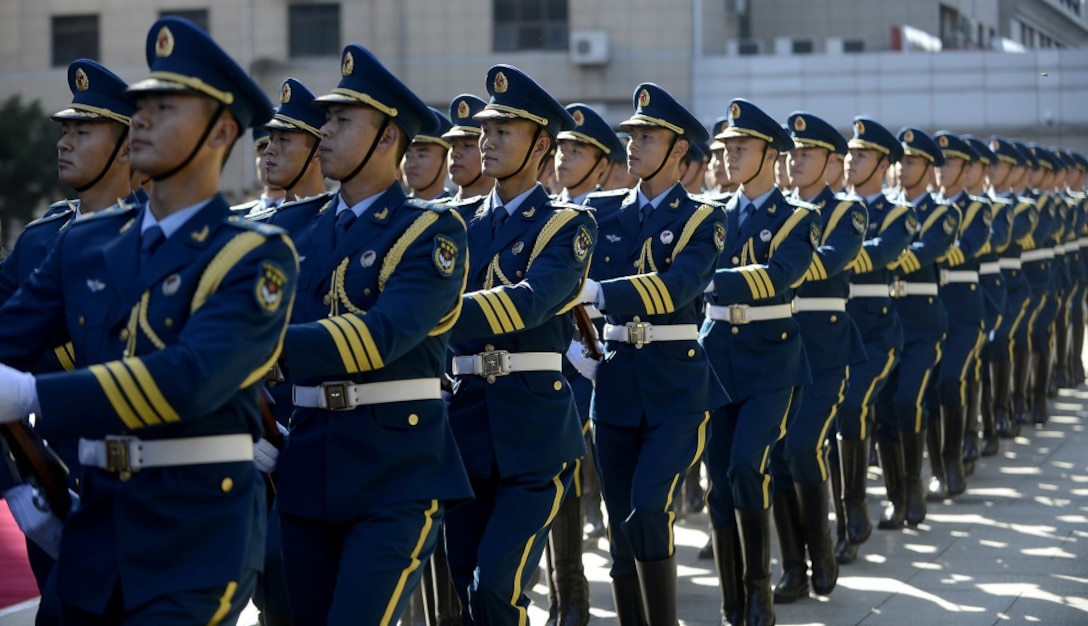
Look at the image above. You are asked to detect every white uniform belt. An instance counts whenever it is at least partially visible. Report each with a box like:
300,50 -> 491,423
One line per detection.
293,378 -> 441,410
1080,237 -> 1088,249
78,434 -> 253,475
849,283 -> 891,298
890,280 -> 939,297
583,305 -> 603,320
1022,248 -> 1055,262
451,352 -> 561,377
998,258 -> 1022,270
941,270 -> 979,284
978,262 -> 1001,275
602,322 -> 698,345
792,297 -> 847,313
706,303 -> 793,324
1054,243 -> 1068,255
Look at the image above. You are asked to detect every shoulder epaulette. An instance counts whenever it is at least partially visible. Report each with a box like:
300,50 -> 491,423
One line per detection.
225,214 -> 286,237
551,200 -> 592,212
1016,195 -> 1037,206
990,195 -> 1013,206
586,188 -> 630,199
442,195 -> 485,209
24,207 -> 76,230
277,192 -> 331,212
834,191 -> 863,202
784,196 -> 820,212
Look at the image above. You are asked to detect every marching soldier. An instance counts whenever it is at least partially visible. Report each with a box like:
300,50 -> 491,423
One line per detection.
835,118 -> 913,555
702,99 -> 820,626
232,128 -> 286,215
1051,151 -> 1080,393
271,44 -> 472,625
403,107 -> 453,200
0,16 -> 295,623
575,83 -> 728,624
1064,151 -> 1088,386
443,94 -> 495,200
441,65 -> 595,624
769,111 -> 867,603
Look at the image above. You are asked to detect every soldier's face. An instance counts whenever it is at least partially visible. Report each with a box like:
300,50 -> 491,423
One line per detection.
709,148 -> 727,185
318,104 -> 385,180
788,147 -> 830,190
401,143 -> 447,192
845,149 -> 880,187
935,158 -> 965,190
989,161 -> 1011,189
555,140 -> 603,191
963,161 -> 985,190
263,130 -> 315,189
447,136 -> 482,186
56,120 -> 126,190
723,137 -> 769,184
626,127 -> 678,180
899,155 -> 933,190
130,93 -> 227,177
479,118 -> 541,179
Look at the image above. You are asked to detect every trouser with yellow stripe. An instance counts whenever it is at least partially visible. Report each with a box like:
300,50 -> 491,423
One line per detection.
936,322 -> 985,406
706,387 -> 794,524
877,332 -> 944,441
58,575 -> 256,626
592,411 -> 708,578
279,500 -> 444,626
772,367 -> 848,490
444,462 -> 574,625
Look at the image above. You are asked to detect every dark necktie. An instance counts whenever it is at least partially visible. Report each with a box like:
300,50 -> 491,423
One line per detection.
492,208 -> 509,237
334,209 -> 357,246
140,225 -> 164,267
738,203 -> 756,228
639,202 -> 653,224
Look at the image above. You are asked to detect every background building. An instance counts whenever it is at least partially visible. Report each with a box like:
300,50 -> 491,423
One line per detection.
1,0 -> 1085,210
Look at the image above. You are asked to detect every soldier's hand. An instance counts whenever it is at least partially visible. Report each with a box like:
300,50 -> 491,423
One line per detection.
0,363 -> 37,424
579,279 -> 601,306
565,339 -> 602,383
253,423 -> 288,474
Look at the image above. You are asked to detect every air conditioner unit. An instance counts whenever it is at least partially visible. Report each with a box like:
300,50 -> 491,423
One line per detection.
570,30 -> 610,65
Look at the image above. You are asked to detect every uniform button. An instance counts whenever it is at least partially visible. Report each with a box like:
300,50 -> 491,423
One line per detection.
604,256 -> 610,263
731,257 -> 740,264
665,257 -> 672,264
633,262 -> 639,268
829,315 -> 838,323
882,307 -> 888,315
164,318 -> 174,328
485,344 -> 495,351
996,280 -> 1002,286
79,316 -> 85,326
928,297 -> 934,304
553,380 -> 563,391
781,332 -> 788,340
632,316 -> 640,323
119,328 -> 129,340
408,414 -> 419,426
364,288 -> 371,295
323,294 -> 332,306
486,375 -> 496,384
687,348 -> 695,357
970,284 -> 976,291
221,478 -> 233,493
516,271 -> 523,278
731,327 -> 739,335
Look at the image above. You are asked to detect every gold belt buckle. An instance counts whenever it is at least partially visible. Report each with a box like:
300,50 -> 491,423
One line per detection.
104,437 -> 135,481
479,350 -> 510,382
322,381 -> 352,411
728,304 -> 750,325
625,322 -> 652,348
890,278 -> 907,299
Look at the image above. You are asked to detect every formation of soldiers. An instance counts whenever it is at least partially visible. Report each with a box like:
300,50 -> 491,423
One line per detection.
0,14 -> 1083,626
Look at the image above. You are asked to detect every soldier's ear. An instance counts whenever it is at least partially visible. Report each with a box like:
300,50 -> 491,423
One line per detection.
673,138 -> 690,160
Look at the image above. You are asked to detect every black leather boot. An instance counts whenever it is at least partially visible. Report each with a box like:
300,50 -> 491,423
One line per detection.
429,540 -> 461,626
771,492 -> 809,603
941,404 -> 967,497
926,419 -> 948,501
736,509 -> 775,626
683,462 -> 705,515
829,452 -> 851,564
838,438 -> 871,546
876,441 -> 906,530
712,525 -> 745,626
795,481 -> 837,596
1011,350 -> 1031,432
581,433 -> 606,545
611,576 -> 647,626
901,430 -> 927,525
992,358 -> 1014,441
963,379 -> 981,475
981,364 -> 1001,457
1053,320 -> 1069,392
635,556 -> 678,626
549,492 -> 589,626
1072,317 -> 1086,384
1032,349 -> 1051,425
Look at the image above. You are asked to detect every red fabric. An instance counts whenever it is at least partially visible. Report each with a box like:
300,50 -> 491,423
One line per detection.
0,501 -> 38,608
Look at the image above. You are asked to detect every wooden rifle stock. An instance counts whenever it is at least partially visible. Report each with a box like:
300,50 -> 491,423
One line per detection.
258,388 -> 285,450
0,422 -> 72,519
572,305 -> 603,361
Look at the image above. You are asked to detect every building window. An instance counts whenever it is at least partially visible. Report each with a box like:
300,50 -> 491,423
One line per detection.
791,39 -> 814,54
493,0 -> 568,51
289,3 -> 340,58
843,38 -> 865,53
51,15 -> 99,68
159,9 -> 210,32
737,40 -> 761,56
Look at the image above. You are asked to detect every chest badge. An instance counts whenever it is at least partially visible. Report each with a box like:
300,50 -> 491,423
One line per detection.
360,250 -> 377,268
512,241 -> 525,255
86,279 -> 106,293
162,274 -> 181,296
606,234 -> 622,243
759,229 -> 772,242
660,230 -> 674,245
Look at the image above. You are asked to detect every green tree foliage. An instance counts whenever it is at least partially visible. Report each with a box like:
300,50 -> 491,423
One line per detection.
0,96 -> 66,250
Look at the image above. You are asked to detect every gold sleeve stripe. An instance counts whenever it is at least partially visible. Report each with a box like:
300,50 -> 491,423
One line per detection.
493,290 -> 525,331
752,267 -> 776,298
469,292 -> 506,334
853,249 -> 873,273
635,275 -> 667,314
190,231 -> 269,312
672,203 -> 717,258
317,318 -> 361,372
343,314 -> 385,370
123,358 -> 180,423
88,363 -> 144,430
104,361 -> 162,426
769,208 -> 809,255
738,268 -> 763,300
629,275 -> 658,315
645,274 -> 675,313
329,315 -> 374,371
481,291 -> 518,333
54,343 -> 75,372
809,256 -> 828,281
900,251 -> 920,273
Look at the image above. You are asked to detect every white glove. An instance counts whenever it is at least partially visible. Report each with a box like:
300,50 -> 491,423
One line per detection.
4,484 -> 70,559
579,279 -> 601,306
0,364 -> 38,424
253,423 -> 288,474
565,339 -> 602,383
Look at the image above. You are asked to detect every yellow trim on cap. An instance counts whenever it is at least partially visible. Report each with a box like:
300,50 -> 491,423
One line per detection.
847,138 -> 890,155
621,113 -> 683,136
793,137 -> 836,152
995,154 -> 1019,165
478,103 -> 548,128
327,88 -> 399,117
715,126 -> 773,145
270,113 -> 321,137
441,125 -> 481,139
54,104 -> 131,126
144,71 -> 234,105
413,134 -> 452,150
904,146 -> 936,162
556,130 -> 611,155
941,149 -> 972,162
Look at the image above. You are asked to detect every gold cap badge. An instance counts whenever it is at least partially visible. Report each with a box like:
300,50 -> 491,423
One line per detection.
341,51 -> 354,77
730,102 -> 741,120
937,135 -> 949,148
457,100 -> 470,119
572,109 -> 585,126
494,71 -> 508,94
74,68 -> 90,92
280,82 -> 291,104
155,26 -> 175,58
637,89 -> 650,108
854,120 -> 865,136
903,129 -> 914,143
793,116 -> 806,132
